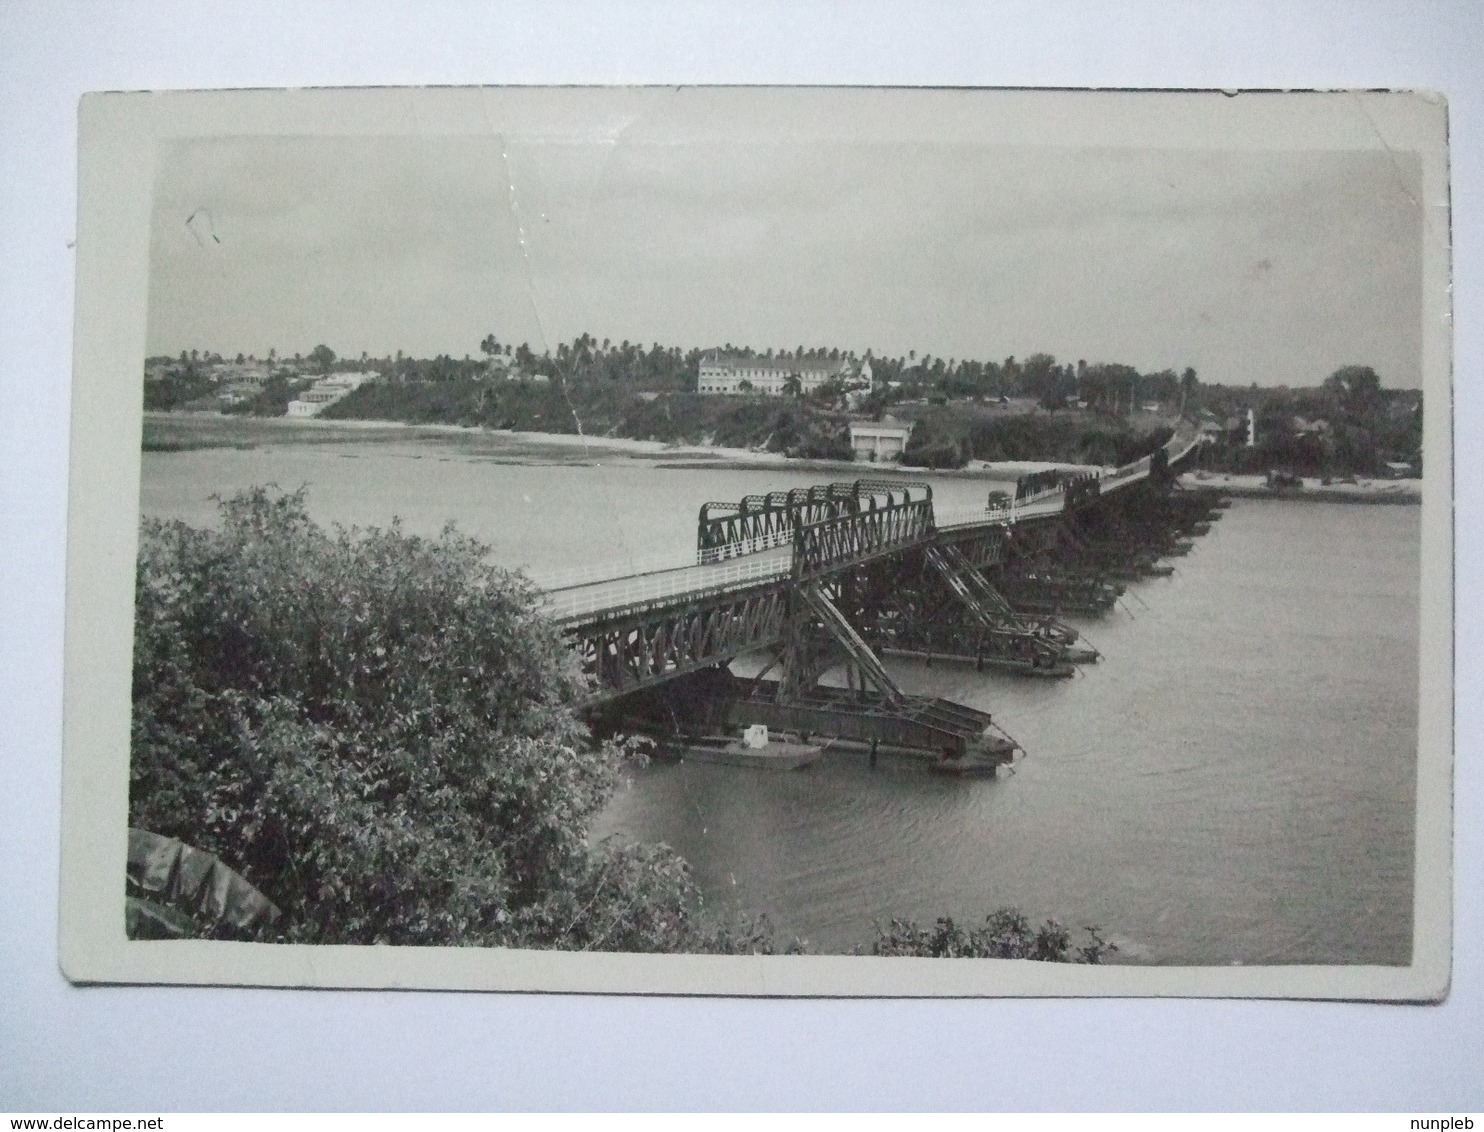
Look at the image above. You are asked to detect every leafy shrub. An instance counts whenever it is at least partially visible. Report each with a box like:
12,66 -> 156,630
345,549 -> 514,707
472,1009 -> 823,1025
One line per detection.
129,487 -> 739,950
222,374 -> 315,417
142,365 -> 216,411
901,416 -> 967,468
868,912 -> 1113,963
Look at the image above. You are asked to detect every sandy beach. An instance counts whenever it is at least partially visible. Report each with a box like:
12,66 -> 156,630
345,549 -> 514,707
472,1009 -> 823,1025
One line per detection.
143,413 -> 1042,481
1181,470 -> 1421,503
144,414 -> 1422,500
145,411 -> 787,463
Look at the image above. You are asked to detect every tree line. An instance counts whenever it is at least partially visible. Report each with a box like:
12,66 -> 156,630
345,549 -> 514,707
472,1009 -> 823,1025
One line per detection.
149,335 -> 1206,408
1194,366 -> 1422,477
146,337 -> 1420,476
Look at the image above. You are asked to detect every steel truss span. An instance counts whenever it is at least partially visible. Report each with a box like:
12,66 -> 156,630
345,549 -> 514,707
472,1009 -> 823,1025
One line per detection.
557,425 -> 1213,760
697,478 -> 932,564
571,584 -> 788,704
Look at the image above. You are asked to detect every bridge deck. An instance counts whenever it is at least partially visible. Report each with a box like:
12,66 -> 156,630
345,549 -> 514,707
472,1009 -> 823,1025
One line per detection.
535,427 -> 1200,625
539,547 -> 792,624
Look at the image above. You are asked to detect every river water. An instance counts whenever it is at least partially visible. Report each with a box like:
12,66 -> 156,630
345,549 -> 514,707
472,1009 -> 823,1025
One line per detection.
140,434 -> 1419,964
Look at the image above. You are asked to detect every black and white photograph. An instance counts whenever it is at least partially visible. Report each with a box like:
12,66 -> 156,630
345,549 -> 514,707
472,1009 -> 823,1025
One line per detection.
58,86 -> 1451,997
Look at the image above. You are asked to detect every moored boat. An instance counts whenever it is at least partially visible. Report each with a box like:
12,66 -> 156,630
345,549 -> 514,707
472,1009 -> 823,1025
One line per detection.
674,730 -> 825,770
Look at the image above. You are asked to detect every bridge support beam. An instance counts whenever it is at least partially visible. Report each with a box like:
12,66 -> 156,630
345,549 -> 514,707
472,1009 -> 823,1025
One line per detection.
982,477 -> 1227,617
567,584 -> 788,705
843,542 -> 1091,676
789,582 -> 904,703
595,574 -> 1021,770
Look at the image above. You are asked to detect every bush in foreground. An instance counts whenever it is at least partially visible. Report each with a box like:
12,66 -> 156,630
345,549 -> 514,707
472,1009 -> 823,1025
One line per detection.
131,488 -> 1107,961
130,487 -> 731,950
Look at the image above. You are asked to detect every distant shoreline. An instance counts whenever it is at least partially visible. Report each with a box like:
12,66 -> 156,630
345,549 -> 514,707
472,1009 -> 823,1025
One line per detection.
141,412 -> 1079,482
142,413 -> 1422,501
1180,472 -> 1421,504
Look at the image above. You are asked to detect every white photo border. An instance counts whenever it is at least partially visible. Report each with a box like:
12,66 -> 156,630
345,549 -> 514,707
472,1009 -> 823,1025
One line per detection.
59,85 -> 1454,1000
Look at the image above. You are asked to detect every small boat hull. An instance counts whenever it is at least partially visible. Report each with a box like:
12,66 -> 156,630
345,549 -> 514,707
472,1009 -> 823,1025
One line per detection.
675,735 -> 825,770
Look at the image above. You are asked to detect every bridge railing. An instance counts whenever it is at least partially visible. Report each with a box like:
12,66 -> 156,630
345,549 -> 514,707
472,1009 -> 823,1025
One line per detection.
698,529 -> 794,564
793,497 -> 936,579
1094,421 -> 1201,492
529,549 -> 703,592
935,500 -> 1039,530
697,496 -> 808,563
936,504 -> 1007,530
540,551 -> 794,623
1103,454 -> 1152,489
540,425 -> 1206,609
1164,426 -> 1201,466
697,479 -> 933,563
984,501 -> 1015,523
1016,483 -> 1068,507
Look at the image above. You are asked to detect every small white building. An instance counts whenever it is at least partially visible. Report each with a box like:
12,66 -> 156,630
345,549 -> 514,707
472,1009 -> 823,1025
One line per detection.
849,418 -> 914,462
286,390 -> 337,417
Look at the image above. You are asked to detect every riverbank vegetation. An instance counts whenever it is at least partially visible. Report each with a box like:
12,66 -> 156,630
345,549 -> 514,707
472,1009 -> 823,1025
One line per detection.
1195,365 -> 1422,478
869,912 -> 1112,962
129,487 -> 1106,960
144,338 -> 1421,477
900,409 -> 1172,470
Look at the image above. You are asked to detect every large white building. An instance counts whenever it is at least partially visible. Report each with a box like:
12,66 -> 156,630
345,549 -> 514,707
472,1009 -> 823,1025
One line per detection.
697,352 -> 859,397
286,371 -> 377,418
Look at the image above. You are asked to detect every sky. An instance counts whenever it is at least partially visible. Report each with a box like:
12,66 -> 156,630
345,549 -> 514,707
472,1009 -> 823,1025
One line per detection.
146,112 -> 1425,388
